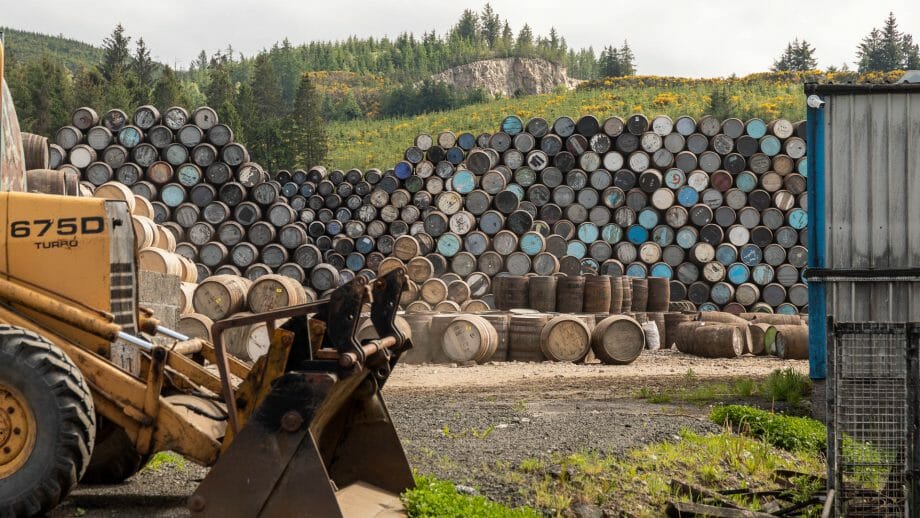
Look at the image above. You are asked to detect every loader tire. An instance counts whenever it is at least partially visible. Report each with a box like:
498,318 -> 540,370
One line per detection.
0,326 -> 96,518
81,417 -> 149,484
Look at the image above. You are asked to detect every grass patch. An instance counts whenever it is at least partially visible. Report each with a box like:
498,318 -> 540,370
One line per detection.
403,474 -> 539,518
761,368 -> 812,406
143,451 -> 188,473
710,405 -> 825,453
504,429 -> 824,517
635,368 -> 811,407
712,405 -> 893,492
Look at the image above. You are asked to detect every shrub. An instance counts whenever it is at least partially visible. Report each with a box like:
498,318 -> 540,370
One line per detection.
710,405 -> 826,453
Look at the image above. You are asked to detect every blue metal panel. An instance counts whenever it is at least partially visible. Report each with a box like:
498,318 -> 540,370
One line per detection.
807,101 -> 827,380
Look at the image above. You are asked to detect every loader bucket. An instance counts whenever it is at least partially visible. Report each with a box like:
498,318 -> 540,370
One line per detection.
188,270 -> 414,518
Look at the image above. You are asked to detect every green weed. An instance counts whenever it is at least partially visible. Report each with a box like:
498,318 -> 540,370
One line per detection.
710,405 -> 825,453
761,368 -> 812,406
144,451 -> 188,473
402,474 -> 539,518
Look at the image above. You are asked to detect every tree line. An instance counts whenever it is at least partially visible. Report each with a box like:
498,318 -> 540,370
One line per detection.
6,3 -> 630,169
771,12 -> 919,72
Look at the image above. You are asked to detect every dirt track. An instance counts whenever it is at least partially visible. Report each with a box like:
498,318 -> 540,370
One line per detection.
51,352 -> 807,517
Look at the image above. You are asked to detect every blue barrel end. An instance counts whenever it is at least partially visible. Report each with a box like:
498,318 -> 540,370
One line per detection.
626,263 -> 648,278
577,222 -> 600,243
394,161 -> 414,179
566,240 -> 587,259
501,115 -> 524,136
745,118 -> 767,139
650,263 -> 673,278
626,224 -> 649,245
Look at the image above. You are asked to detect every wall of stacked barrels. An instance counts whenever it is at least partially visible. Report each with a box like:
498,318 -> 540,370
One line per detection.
46,105 -> 808,315
391,113 -> 808,314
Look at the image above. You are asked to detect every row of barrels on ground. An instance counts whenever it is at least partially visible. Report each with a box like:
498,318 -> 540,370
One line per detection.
490,274 -> 670,313
399,308 -> 808,364
386,113 -> 808,312
669,311 -> 808,358
400,311 -> 646,365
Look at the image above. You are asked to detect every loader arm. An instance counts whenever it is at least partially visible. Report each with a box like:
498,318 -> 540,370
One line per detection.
189,268 -> 414,518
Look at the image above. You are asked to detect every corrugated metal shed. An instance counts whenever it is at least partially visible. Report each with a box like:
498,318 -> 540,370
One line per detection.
805,83 -> 920,379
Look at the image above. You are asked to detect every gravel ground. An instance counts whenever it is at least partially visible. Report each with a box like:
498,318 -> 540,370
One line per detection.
51,352 -> 807,517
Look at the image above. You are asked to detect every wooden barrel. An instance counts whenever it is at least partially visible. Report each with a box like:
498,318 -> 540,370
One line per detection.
663,312 -> 694,349
528,276 -> 557,312
698,312 -> 749,325
131,216 -> 157,250
540,315 -> 591,362
155,225 -> 177,252
310,264 -> 340,292
591,315 -> 644,364
248,274 -> 308,313
508,313 -> 552,362
608,276 -> 624,313
555,276 -> 585,313
446,280 -> 471,304
22,133 -> 50,170
222,313 -> 275,363
496,275 -> 529,310
405,301 -> 432,313
400,312 -> 434,364
630,277 -> 648,312
137,248 -> 184,277
645,277 -> 670,312
93,182 -> 137,213
178,313 -> 214,342
192,275 -> 252,321
55,125 -> 83,150
675,322 -> 743,358
442,315 -> 498,364
774,325 -> 808,359
25,169 -> 67,195
420,278 -> 448,305
132,195 -> 154,218
461,299 -> 490,313
177,282 -> 196,315
748,322 -> 774,356
406,256 -> 434,284
480,312 -> 511,361
583,275 -> 612,313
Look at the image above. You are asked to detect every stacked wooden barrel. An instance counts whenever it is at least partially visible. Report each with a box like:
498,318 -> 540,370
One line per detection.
391,114 -> 807,314
51,107 -> 808,314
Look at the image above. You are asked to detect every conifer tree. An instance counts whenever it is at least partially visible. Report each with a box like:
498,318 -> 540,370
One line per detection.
152,66 -> 183,109
100,24 -> 131,81
285,74 -> 328,168
131,38 -> 155,105
771,39 -> 817,72
857,12 -> 920,71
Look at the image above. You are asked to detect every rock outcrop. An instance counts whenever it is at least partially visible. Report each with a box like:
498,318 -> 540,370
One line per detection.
431,57 -> 581,97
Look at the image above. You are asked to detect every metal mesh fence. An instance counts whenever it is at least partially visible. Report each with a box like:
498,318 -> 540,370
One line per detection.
830,322 -> 918,517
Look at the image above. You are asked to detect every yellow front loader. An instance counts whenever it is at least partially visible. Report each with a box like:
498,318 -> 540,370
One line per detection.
0,36 -> 414,517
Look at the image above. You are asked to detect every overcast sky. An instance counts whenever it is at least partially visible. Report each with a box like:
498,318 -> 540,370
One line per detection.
5,0 -> 919,76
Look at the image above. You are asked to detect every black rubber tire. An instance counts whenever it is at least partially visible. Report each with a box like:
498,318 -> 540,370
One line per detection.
0,326 -> 96,518
80,416 -> 148,484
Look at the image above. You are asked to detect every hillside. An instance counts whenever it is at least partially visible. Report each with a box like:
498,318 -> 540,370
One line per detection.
325,70 -> 907,171
324,74 -> 805,170
1,27 -> 103,71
